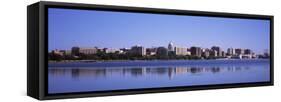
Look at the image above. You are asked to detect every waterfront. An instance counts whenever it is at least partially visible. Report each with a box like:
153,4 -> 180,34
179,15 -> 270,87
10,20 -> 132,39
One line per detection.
48,59 -> 270,94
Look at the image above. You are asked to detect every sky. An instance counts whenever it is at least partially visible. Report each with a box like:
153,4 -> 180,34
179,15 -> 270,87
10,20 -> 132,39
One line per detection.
48,8 -> 270,54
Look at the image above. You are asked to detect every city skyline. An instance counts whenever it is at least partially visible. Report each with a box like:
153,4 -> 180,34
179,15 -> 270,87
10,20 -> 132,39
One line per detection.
48,8 -> 270,54
49,43 -> 269,60
48,42 -> 267,55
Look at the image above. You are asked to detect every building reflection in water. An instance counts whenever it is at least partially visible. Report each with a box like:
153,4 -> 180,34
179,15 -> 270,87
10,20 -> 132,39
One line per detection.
49,66 -> 251,80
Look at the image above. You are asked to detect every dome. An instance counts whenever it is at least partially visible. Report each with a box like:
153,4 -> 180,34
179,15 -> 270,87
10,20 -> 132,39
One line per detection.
168,42 -> 174,51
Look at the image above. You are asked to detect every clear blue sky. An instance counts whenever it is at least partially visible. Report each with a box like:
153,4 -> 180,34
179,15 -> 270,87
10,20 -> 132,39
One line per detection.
48,8 -> 270,54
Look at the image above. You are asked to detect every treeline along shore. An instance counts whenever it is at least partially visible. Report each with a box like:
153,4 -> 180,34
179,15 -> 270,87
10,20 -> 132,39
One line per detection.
49,51 -> 207,62
49,50 -> 269,63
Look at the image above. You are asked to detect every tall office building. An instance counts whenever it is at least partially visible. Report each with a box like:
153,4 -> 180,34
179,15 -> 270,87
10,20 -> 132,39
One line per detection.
227,48 -> 235,55
202,48 -> 210,58
222,51 -> 226,57
244,49 -> 252,55
210,50 -> 217,57
235,48 -> 244,55
190,46 -> 201,57
211,46 -> 222,57
130,45 -> 146,56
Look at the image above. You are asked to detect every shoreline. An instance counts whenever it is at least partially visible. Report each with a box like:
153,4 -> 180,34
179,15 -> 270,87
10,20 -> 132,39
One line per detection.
48,58 -> 269,64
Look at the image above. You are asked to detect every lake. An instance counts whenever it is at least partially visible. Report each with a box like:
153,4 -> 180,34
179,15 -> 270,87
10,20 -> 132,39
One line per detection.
48,59 -> 270,94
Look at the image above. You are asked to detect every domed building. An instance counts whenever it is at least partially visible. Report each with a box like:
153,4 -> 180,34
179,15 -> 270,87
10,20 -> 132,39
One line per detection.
168,42 -> 174,52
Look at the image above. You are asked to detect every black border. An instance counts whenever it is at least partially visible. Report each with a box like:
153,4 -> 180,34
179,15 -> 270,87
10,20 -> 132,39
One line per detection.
39,1 -> 274,100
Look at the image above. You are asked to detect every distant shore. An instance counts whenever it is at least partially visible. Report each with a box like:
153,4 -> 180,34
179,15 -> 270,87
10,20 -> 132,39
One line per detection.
48,58 -> 269,64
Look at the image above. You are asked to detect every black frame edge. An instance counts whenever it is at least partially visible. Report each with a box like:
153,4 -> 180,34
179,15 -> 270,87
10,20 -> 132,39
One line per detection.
270,16 -> 274,86
27,2 -> 40,100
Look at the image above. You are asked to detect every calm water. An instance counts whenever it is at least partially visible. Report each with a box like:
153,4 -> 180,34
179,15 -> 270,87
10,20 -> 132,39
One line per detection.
48,59 -> 270,94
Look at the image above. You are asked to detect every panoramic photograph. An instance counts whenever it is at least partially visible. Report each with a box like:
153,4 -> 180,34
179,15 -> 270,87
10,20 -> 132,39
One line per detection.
48,8 -> 270,94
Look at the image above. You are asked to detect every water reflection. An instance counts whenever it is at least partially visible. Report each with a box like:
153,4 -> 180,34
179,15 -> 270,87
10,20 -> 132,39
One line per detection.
49,66 -> 250,80
48,60 -> 270,93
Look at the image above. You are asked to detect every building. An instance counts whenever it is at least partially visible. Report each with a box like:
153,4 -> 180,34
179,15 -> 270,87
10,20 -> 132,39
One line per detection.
104,48 -> 122,53
190,46 -> 201,57
211,46 -> 222,57
120,48 -> 130,54
263,49 -> 270,58
130,45 -> 146,56
221,51 -> 226,57
241,49 -> 253,59
51,49 -> 64,56
202,48 -> 210,58
71,47 -> 98,55
244,49 -> 252,55
235,48 -> 244,55
53,50 -> 71,56
168,42 -> 174,52
227,48 -> 235,56
71,47 -> 80,56
79,47 -> 98,55
209,50 -> 217,57
146,48 -> 157,56
51,49 -> 72,56
174,47 -> 189,56
156,47 -> 168,56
